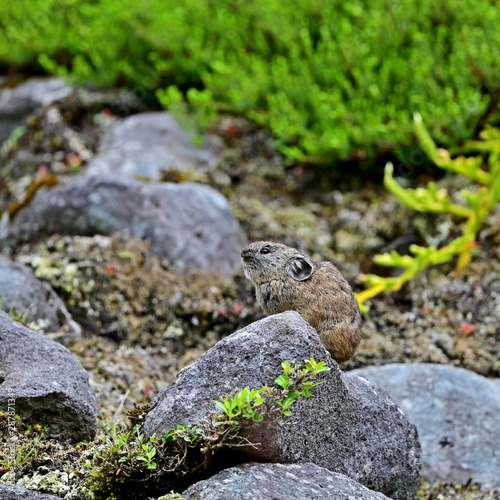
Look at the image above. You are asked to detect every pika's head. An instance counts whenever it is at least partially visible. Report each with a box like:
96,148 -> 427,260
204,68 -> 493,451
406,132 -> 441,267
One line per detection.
240,241 -> 316,285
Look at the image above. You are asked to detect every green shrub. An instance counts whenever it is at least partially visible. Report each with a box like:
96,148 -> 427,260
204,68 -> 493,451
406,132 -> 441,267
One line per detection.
1,0 -> 499,166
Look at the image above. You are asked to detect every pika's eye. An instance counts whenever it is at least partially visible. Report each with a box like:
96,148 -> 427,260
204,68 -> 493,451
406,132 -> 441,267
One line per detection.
260,246 -> 271,254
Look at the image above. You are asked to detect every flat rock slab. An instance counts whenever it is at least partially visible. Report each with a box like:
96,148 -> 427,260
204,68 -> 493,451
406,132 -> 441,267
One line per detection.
0,77 -> 73,143
183,462 -> 390,499
0,485 -> 61,500
6,175 -> 246,275
349,363 -> 500,491
82,112 -> 223,179
144,312 -> 421,500
0,254 -> 79,336
0,311 -> 97,442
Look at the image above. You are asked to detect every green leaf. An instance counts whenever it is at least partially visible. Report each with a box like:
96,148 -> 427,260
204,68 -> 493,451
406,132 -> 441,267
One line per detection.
275,374 -> 289,389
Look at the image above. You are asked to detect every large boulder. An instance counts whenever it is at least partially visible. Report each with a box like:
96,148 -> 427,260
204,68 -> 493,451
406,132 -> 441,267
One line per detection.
0,254 -> 79,336
6,175 -> 246,275
349,363 -> 500,490
182,462 -> 390,499
82,112 -> 223,180
144,312 -> 421,500
0,311 -> 97,442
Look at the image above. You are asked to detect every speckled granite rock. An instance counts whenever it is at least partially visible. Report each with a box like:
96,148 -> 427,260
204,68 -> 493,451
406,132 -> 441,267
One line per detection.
82,111 -> 223,179
0,311 -> 97,442
6,175 -> 246,275
144,311 -> 421,500
182,462 -> 390,499
0,484 -> 61,500
0,77 -> 73,143
0,254 -> 80,336
349,363 -> 500,491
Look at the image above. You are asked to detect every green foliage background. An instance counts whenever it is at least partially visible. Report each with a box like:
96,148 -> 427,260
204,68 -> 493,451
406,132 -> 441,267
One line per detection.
1,0 -> 499,166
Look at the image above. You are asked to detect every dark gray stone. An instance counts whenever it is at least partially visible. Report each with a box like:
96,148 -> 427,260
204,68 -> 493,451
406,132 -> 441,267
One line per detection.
0,78 -> 73,143
6,175 -> 246,275
0,255 -> 80,336
0,311 -> 97,442
349,363 -> 500,491
0,485 -> 61,499
182,462 -> 390,499
82,112 -> 223,179
144,312 -> 421,500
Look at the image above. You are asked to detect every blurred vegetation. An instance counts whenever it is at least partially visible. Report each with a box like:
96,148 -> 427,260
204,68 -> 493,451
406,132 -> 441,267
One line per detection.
1,0 -> 499,168
355,115 -> 500,311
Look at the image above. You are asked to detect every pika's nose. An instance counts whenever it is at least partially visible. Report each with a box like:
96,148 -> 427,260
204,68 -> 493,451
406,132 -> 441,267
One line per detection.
241,249 -> 253,261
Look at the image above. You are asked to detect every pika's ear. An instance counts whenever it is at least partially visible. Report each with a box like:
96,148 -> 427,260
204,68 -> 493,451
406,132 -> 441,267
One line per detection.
286,256 -> 314,281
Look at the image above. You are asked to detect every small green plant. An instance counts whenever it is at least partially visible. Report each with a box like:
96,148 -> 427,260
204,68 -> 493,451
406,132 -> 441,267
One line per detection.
275,358 -> 330,415
6,428 -> 46,470
7,306 -> 33,324
135,440 -> 158,471
0,412 -> 48,473
355,115 -> 500,311
86,358 -> 330,499
0,297 -> 34,324
213,387 -> 265,425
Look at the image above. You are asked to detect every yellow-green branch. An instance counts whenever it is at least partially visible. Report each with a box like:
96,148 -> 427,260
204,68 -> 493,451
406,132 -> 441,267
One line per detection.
355,115 -> 500,312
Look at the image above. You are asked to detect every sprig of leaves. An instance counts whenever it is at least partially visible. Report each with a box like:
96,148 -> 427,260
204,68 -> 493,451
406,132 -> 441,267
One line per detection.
275,359 -> 330,415
213,387 -> 265,425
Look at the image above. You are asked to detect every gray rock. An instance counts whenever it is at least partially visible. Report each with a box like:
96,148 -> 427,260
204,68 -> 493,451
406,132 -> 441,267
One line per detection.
0,78 -> 73,143
0,311 -> 97,442
349,363 -> 500,491
144,312 -> 421,500
0,484 -> 61,499
82,112 -> 223,179
0,255 -> 80,336
6,175 -> 246,275
182,462 -> 390,499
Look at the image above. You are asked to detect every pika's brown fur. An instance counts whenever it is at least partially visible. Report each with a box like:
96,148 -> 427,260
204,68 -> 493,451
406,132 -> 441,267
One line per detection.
241,241 -> 362,363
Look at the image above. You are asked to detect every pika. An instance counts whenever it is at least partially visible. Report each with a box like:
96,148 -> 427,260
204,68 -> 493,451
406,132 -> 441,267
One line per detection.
241,241 -> 362,363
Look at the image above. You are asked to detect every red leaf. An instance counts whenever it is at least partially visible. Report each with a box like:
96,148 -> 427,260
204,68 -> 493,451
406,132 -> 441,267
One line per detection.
460,321 -> 476,335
